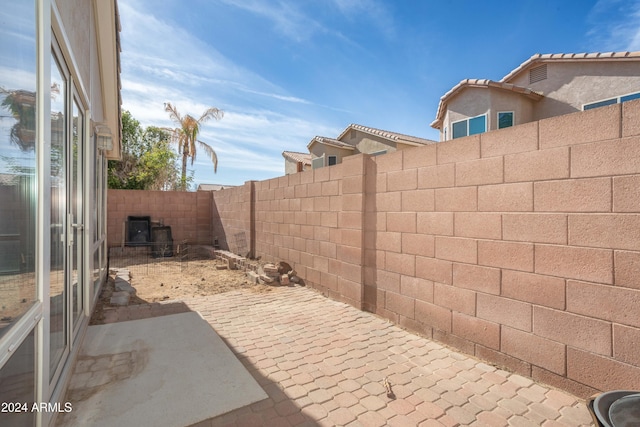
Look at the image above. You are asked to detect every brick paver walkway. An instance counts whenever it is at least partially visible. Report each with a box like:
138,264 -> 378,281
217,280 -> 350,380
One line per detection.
172,286 -> 594,427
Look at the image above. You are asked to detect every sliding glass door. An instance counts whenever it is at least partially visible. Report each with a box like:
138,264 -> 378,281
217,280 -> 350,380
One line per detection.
50,44 -> 87,386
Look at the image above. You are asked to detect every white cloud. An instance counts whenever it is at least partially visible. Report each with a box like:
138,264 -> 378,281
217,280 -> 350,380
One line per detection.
217,0 -> 324,42
118,0 -> 350,185
587,0 -> 640,51
331,0 -> 396,39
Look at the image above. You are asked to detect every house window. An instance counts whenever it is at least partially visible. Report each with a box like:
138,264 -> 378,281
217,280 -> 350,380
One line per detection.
584,91 -> 640,110
327,155 -> 337,166
0,1 -> 38,341
498,112 -> 514,129
452,114 -> 486,139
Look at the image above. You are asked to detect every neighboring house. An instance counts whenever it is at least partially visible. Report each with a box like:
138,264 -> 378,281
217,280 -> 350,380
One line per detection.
0,2 -> 121,426
197,183 -> 236,191
308,124 -> 436,168
282,151 -> 312,174
431,51 -> 640,141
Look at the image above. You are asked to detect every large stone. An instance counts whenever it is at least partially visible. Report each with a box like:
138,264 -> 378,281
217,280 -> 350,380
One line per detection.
246,271 -> 259,283
110,291 -> 130,306
277,262 -> 292,275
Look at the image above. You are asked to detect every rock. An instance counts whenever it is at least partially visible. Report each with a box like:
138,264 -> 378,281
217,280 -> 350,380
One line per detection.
114,277 -> 136,296
110,291 -> 130,306
280,274 -> 290,285
259,274 -> 274,284
277,262 -> 292,275
290,276 -> 300,284
246,271 -> 260,283
263,264 -> 278,274
215,264 -> 228,270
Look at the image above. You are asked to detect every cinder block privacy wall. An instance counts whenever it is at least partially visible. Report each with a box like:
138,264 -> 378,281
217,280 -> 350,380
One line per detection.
108,100 -> 640,397
108,189 -> 214,246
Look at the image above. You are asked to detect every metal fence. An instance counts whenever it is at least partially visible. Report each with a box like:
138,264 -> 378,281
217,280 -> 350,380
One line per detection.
108,240 -> 211,276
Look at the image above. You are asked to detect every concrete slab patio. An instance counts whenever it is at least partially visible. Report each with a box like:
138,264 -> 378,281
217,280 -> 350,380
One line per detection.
57,312 -> 267,427
64,286 -> 594,426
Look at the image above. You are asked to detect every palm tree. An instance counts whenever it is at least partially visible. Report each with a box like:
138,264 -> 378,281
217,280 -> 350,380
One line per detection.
163,102 -> 223,190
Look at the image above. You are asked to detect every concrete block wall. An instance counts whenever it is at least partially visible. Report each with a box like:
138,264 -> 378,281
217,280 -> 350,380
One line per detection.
107,189 -> 213,246
211,182 -> 254,256
106,99 -> 640,396
362,100 -> 640,397
251,156 -> 365,308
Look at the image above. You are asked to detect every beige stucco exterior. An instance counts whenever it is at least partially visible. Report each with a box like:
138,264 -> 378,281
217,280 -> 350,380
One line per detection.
307,125 -> 435,169
55,0 -> 122,159
284,157 -> 311,175
508,61 -> 640,120
432,52 -> 640,141
441,87 -> 536,141
308,142 -> 353,166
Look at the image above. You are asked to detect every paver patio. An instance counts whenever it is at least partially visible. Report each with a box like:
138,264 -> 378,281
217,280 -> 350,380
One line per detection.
75,285 -> 594,426
183,286 -> 592,427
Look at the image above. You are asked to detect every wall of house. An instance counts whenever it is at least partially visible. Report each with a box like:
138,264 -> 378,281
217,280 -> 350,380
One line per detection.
284,158 -> 298,175
203,100 -> 640,397
55,0 -> 92,97
443,87 -> 536,140
107,189 -> 213,247
308,144 -> 352,164
508,61 -> 640,120
350,131 -> 397,154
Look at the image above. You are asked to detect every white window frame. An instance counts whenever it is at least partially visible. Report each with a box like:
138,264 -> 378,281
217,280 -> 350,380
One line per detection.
451,114 -> 486,139
583,91 -> 640,111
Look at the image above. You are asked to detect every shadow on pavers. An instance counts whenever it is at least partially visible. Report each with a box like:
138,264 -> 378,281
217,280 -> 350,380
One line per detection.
188,332 -> 321,427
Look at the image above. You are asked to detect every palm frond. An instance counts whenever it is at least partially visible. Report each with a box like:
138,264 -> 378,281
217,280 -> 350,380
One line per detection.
163,102 -> 182,124
198,107 -> 223,123
197,140 -> 218,173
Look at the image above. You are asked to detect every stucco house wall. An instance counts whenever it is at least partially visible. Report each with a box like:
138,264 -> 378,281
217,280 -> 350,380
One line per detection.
308,143 -> 352,165
508,61 -> 640,120
346,130 -> 397,154
433,52 -> 640,141
284,158 -> 299,175
442,88 -> 536,140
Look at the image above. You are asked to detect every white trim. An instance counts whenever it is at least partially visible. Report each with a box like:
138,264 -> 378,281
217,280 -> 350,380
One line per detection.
582,91 -> 640,110
451,114 -> 487,139
36,2 -> 51,425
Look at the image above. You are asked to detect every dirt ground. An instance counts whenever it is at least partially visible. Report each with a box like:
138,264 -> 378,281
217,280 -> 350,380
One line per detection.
90,257 -> 273,324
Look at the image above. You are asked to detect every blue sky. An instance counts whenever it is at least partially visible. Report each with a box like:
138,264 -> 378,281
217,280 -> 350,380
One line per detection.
119,0 -> 640,188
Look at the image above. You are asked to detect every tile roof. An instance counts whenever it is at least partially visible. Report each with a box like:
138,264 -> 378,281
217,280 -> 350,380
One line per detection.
431,79 -> 544,129
337,124 -> 437,146
307,136 -> 356,151
501,51 -> 640,83
197,183 -> 236,191
282,151 -> 312,165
